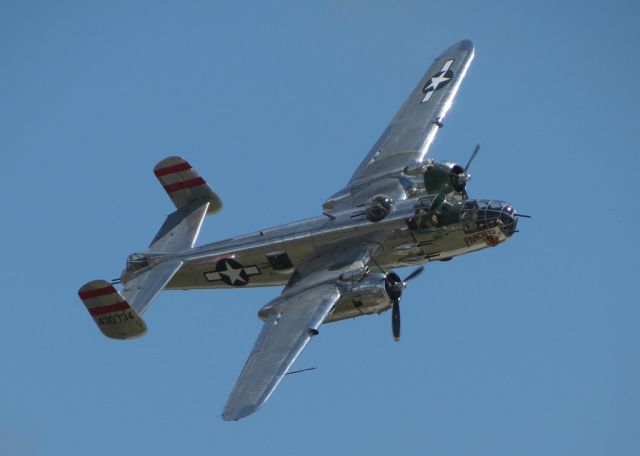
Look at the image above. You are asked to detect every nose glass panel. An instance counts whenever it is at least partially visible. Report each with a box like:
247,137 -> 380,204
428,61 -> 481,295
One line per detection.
460,200 -> 517,236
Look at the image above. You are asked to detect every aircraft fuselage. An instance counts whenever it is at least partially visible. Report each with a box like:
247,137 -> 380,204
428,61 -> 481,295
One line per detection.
158,194 -> 516,291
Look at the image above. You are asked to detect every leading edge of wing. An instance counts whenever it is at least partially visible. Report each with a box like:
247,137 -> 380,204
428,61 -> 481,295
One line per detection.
221,284 -> 340,421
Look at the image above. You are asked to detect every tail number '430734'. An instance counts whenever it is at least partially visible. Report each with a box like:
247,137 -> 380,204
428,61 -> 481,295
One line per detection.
98,311 -> 137,326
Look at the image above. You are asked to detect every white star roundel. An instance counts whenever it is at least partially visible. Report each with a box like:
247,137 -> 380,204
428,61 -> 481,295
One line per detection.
421,59 -> 455,103
204,258 -> 260,286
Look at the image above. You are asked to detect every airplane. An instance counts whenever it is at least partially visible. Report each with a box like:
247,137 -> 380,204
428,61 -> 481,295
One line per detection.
78,39 -> 522,421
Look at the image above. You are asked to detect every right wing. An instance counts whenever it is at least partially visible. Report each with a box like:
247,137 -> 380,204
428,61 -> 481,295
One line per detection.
221,243 -> 380,421
325,40 -> 475,211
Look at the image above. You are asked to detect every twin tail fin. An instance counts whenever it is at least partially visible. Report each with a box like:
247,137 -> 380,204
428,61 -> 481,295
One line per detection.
79,156 -> 220,340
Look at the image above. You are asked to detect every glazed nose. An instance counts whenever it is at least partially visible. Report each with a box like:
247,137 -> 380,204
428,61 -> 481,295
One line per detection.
498,204 -> 517,237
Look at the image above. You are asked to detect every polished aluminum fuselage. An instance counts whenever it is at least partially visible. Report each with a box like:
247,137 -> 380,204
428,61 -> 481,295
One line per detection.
164,195 -> 508,291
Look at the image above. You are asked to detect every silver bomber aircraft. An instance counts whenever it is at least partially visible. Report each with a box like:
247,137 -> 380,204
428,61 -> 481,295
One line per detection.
78,40 -> 521,421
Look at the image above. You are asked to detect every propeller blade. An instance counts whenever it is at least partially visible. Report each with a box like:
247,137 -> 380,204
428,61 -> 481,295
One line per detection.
403,266 -> 424,283
464,143 -> 480,172
392,300 -> 401,342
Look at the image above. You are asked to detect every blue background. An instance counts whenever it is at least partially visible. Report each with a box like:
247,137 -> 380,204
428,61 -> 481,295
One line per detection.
2,1 -> 638,454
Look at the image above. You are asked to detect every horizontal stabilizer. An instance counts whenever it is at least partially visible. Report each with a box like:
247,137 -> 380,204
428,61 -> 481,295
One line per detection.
121,258 -> 183,315
78,280 -> 147,340
148,201 -> 209,253
154,156 -> 222,215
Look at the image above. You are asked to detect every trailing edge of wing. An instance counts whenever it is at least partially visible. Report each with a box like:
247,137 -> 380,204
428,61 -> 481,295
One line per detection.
221,284 -> 340,421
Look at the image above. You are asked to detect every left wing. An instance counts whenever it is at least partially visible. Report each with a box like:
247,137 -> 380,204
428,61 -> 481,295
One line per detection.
221,283 -> 339,421
221,243 -> 379,421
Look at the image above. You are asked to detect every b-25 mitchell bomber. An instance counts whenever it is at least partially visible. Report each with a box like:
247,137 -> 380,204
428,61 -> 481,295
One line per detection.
78,40 -> 522,421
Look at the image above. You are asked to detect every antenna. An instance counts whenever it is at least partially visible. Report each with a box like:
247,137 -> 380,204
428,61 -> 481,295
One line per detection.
285,367 -> 317,376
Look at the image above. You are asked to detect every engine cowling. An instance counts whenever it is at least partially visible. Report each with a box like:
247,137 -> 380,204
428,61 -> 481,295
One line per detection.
323,272 -> 402,323
257,271 -> 407,324
423,160 -> 467,195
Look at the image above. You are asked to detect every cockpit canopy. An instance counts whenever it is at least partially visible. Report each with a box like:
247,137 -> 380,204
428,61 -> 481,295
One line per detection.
460,200 -> 517,236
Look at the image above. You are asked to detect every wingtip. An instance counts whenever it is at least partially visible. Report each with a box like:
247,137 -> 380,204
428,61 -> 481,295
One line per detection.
442,39 -> 475,56
221,404 -> 260,422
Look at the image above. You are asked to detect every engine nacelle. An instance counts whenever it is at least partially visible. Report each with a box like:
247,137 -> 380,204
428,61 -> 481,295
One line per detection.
258,271 -> 405,324
324,272 -> 400,323
423,160 -> 467,195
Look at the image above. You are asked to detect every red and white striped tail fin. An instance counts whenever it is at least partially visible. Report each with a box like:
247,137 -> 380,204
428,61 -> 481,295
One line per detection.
154,156 -> 222,215
78,280 -> 147,340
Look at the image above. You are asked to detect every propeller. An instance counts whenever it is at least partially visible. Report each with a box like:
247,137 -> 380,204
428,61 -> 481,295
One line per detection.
386,266 -> 424,342
453,143 -> 480,198
464,143 -> 480,173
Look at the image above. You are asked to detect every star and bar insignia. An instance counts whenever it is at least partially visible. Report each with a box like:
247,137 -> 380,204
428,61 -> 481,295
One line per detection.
204,258 -> 260,286
421,59 -> 455,103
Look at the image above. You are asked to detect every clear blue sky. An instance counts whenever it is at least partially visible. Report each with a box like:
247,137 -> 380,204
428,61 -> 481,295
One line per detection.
2,1 -> 639,455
